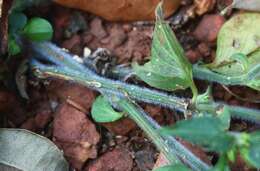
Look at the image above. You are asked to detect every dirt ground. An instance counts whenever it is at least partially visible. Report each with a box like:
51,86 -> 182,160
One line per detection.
1,0 -> 260,170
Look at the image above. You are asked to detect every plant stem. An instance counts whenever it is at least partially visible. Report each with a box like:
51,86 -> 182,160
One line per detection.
30,42 -> 211,170
109,64 -> 260,87
115,98 -> 179,164
32,61 -> 211,171
29,42 -> 260,123
114,97 -> 211,171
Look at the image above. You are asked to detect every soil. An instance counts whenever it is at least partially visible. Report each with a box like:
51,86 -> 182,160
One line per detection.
0,0 -> 260,171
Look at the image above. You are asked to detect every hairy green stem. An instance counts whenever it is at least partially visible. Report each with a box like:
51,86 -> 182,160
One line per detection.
196,103 -> 260,122
116,98 -> 179,164
110,64 -> 260,87
32,63 -> 210,170
29,42 -> 260,123
114,98 -> 211,171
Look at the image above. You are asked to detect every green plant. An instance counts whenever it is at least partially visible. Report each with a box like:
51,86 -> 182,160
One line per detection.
8,0 -> 53,55
17,2 -> 260,171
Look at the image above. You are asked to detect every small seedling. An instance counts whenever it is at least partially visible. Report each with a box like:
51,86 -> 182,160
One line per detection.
7,1 -> 53,55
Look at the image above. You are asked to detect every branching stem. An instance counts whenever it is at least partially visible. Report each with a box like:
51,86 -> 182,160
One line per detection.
29,42 -> 260,123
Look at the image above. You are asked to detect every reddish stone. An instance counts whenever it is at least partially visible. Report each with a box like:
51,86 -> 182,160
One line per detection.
102,118 -> 136,136
53,103 -> 100,170
106,25 -> 127,48
34,108 -> 52,129
86,148 -> 133,171
194,0 -> 216,15
153,153 -> 169,170
61,34 -> 82,54
0,90 -> 26,126
144,105 -> 165,124
90,18 -> 108,39
197,43 -> 211,57
20,118 -> 37,132
47,80 -> 96,113
52,6 -> 71,40
185,49 -> 201,63
178,139 -> 211,164
193,15 -> 225,42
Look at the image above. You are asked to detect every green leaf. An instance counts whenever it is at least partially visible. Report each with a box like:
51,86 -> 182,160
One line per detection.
23,17 -> 53,41
8,12 -> 27,33
133,62 -> 189,91
159,116 -> 235,152
209,13 -> 260,76
133,2 -> 197,97
0,128 -> 69,171
91,95 -> 124,123
241,131 -> 260,168
154,164 -> 191,171
8,36 -> 21,56
196,86 -> 213,105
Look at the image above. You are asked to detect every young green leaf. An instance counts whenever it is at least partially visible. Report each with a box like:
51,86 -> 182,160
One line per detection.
91,95 -> 124,123
0,129 -> 69,171
23,17 -> 53,41
8,12 -> 27,33
241,132 -> 260,168
159,116 -> 235,152
8,36 -> 21,56
133,2 -> 197,100
209,13 -> 260,76
196,86 -> 213,105
154,164 -> 191,171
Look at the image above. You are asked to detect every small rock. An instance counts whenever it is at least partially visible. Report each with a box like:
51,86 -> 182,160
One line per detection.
144,105 -> 165,124
102,118 -> 136,136
122,24 -> 133,33
185,49 -> 201,63
34,103 -> 52,129
135,150 -> 155,170
115,28 -> 152,63
197,42 -> 211,58
21,101 -> 53,132
20,118 -> 37,131
107,25 -> 127,48
82,32 -> 94,45
193,15 -> 225,42
47,80 -> 96,113
179,138 -> 211,164
153,153 -> 169,170
0,90 -> 26,126
194,0 -> 216,15
61,34 -> 82,55
90,18 -> 108,39
53,103 -> 100,170
86,148 -> 133,171
52,6 -> 71,40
